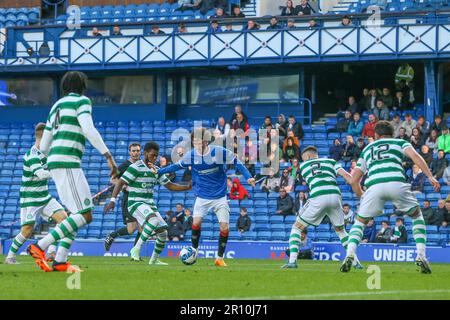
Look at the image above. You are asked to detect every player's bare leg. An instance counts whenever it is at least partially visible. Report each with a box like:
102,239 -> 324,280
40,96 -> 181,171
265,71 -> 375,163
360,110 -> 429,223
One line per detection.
215,220 -> 229,267
5,224 -> 34,265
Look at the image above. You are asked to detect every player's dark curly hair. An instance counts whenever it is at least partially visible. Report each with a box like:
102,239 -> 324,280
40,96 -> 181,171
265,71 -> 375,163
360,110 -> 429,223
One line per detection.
61,71 -> 88,96
375,120 -> 394,137
144,141 -> 160,152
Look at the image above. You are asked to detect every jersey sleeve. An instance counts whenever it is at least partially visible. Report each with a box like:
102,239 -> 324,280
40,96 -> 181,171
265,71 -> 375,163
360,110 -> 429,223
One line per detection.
334,161 -> 343,174
401,140 -> 413,152
356,157 -> 367,174
76,97 -> 92,118
28,154 -> 46,177
157,174 -> 171,186
121,165 -> 138,184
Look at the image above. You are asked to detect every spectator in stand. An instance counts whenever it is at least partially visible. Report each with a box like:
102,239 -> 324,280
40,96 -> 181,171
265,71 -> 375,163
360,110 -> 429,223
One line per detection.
229,178 -> 250,201
168,216 -> 184,241
354,138 -> 365,158
236,208 -> 251,233
209,20 -> 222,33
177,22 -> 188,33
151,25 -> 166,35
396,127 -> 409,141
260,116 -> 272,130
390,114 -> 402,138
294,191 -> 308,215
276,187 -> 294,217
177,0 -> 202,12
429,199 -> 447,226
359,88 -> 371,111
267,16 -> 283,30
289,158 -> 302,185
111,25 -> 123,36
159,155 -> 176,181
224,23 -> 233,32
438,126 -> 450,154
283,137 -> 301,162
276,114 -> 288,143
245,19 -> 260,30
421,200 -> 434,225
402,113 -> 416,137
341,15 -> 352,26
91,27 -> 102,37
210,7 -> 228,19
361,218 -> 377,243
214,116 -> 230,143
380,87 -> 394,109
231,5 -> 245,18
408,164 -> 425,194
367,88 -> 378,112
341,135 -> 357,162
296,0 -> 313,15
346,96 -> 360,114
230,113 -> 250,137
431,115 -> 444,135
308,19 -> 318,28
182,208 -> 193,233
349,159 -> 358,175
410,127 -> 423,150
329,138 -> 343,161
416,115 -> 430,138
281,0 -> 297,16
173,203 -> 186,223
287,18 -> 297,29
373,99 -> 390,121
375,220 -> 393,243
230,104 -> 248,125
347,112 -> 363,138
164,210 -> 175,224
419,144 -> 433,167
283,131 -> 300,151
367,136 -> 375,144
395,62 -> 414,90
443,163 -> 450,185
279,168 -> 295,193
393,90 -> 410,111
425,129 -> 439,154
287,115 -> 304,140
431,150 -> 448,179
261,168 -> 281,193
362,114 -> 378,138
390,218 -> 407,244
335,110 -> 352,133
342,203 -> 355,225
444,200 -> 450,227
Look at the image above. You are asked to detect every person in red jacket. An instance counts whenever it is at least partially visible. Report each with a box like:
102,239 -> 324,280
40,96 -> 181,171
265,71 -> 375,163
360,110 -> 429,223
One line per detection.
362,114 -> 378,138
229,178 -> 250,200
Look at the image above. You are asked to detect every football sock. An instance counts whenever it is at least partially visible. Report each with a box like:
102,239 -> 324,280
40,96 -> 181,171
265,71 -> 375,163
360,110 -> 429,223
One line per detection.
38,214 -> 87,250
336,228 -> 350,249
412,212 -> 426,257
347,219 -> 366,257
150,231 -> 168,261
135,218 -> 159,250
55,233 -> 76,263
7,232 -> 27,258
110,227 -> 129,238
134,231 -> 141,246
191,224 -> 201,249
288,225 -> 302,263
47,242 -> 58,256
217,230 -> 229,258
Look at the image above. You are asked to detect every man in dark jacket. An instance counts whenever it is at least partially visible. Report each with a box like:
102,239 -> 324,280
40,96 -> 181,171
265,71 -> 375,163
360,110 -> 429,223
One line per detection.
287,115 -> 304,140
266,16 -> 282,30
236,208 -> 251,233
375,221 -> 393,243
182,208 -> 193,234
335,110 -> 352,133
421,200 -> 435,225
428,199 -> 447,226
276,188 -> 294,217
361,218 -> 377,243
419,145 -> 433,167
168,216 -> 184,241
431,150 -> 448,179
391,218 -> 408,244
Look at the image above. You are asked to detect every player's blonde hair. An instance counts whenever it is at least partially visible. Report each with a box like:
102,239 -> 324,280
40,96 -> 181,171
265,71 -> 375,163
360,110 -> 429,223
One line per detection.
35,122 -> 46,139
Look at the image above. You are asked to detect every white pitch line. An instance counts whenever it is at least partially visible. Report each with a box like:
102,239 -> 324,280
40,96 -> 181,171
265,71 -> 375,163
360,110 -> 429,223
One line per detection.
217,289 -> 450,300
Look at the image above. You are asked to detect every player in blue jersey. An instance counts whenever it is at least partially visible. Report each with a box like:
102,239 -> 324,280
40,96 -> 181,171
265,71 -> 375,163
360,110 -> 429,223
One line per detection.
158,128 -> 256,267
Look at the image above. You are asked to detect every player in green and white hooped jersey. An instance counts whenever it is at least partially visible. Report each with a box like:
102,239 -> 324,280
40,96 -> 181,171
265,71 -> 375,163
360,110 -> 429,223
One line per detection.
282,146 -> 362,269
104,141 -> 192,265
27,71 -> 118,273
341,121 -> 440,274
4,123 -> 69,265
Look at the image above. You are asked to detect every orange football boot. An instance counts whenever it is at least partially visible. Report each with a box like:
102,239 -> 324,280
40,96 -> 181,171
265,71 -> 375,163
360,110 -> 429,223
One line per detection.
214,257 -> 227,267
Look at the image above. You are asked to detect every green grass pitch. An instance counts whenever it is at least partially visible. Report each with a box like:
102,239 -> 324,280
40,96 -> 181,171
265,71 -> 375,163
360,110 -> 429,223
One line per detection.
1,255 -> 450,300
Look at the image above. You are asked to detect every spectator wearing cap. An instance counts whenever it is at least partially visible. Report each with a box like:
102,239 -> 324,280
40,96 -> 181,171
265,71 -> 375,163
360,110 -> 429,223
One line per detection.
402,113 -> 416,137
373,99 -> 390,121
150,25 -> 165,35
231,6 -> 245,18
438,126 -> 450,154
431,149 -> 448,179
431,115 -> 444,135
276,187 -> 295,217
362,114 -> 378,138
347,112 -> 363,138
209,20 -> 222,33
267,16 -> 283,30
281,0 -> 297,16
296,0 -> 313,15
286,18 -> 296,29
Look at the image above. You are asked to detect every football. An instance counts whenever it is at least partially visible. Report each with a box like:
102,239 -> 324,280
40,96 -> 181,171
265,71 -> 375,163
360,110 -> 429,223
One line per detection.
179,247 -> 197,266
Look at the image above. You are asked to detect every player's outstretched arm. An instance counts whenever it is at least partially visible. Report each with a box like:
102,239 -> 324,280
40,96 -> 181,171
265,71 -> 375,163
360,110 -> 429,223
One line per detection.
337,167 -> 352,185
165,181 -> 192,192
157,162 -> 185,175
349,168 -> 364,198
404,147 -> 441,192
104,179 -> 126,214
